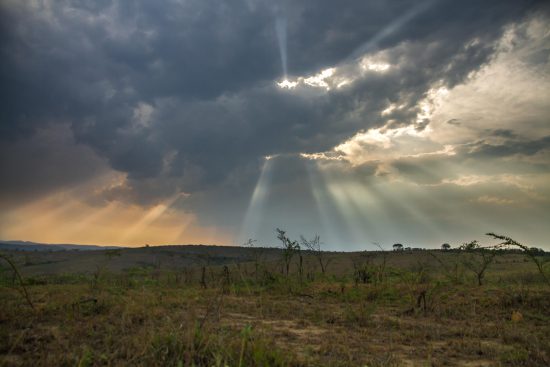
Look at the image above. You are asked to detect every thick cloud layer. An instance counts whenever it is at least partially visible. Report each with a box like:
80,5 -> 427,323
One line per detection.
1,0 -> 549,248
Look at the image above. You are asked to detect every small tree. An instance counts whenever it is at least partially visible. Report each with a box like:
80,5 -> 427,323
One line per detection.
486,233 -> 550,287
373,242 -> 389,283
300,234 -> 330,274
393,243 -> 403,251
441,243 -> 451,251
459,240 -> 498,286
276,228 -> 299,277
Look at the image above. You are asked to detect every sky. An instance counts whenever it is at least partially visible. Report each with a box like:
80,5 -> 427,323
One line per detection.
1,0 -> 549,250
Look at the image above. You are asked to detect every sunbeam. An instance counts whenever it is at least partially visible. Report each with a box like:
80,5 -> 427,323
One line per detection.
63,202 -> 118,237
237,158 -> 275,244
305,160 -> 342,245
319,169 -> 381,246
6,192 -> 82,233
366,178 -> 445,243
275,15 -> 288,77
349,0 -> 436,60
121,194 -> 183,243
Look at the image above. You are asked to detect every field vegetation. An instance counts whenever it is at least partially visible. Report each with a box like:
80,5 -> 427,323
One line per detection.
1,233 -> 549,366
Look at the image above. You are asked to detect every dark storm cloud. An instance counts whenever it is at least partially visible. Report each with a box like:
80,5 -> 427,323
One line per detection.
1,0 -> 547,209
0,124 -> 109,208
465,135 -> 550,158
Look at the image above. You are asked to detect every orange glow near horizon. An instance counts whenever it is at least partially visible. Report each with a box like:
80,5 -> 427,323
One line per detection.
0,192 -> 232,247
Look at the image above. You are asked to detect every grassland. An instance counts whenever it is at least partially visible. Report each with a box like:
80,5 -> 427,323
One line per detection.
1,244 -> 549,366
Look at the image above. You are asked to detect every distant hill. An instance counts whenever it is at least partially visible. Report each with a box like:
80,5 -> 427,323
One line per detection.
0,240 -> 124,252
0,243 -> 287,276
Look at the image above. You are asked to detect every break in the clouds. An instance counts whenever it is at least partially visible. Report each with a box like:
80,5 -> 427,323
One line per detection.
1,0 -> 549,249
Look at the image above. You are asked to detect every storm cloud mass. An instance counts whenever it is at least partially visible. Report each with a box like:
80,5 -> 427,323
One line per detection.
1,0 -> 549,249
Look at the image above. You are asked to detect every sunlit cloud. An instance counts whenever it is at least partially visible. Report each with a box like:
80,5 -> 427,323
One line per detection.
473,195 -> 516,205
276,57 -> 392,92
362,62 -> 391,72
303,68 -> 335,90
416,87 -> 450,124
298,17 -> 549,170
277,79 -> 298,89
439,174 -> 535,191
328,124 -> 439,165
277,68 -> 338,91
381,103 -> 402,116
299,152 -> 346,161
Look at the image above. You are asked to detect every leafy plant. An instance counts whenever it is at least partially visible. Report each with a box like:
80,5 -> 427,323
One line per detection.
459,240 -> 498,286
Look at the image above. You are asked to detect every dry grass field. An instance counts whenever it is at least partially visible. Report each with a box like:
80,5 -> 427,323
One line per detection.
1,242 -> 549,366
